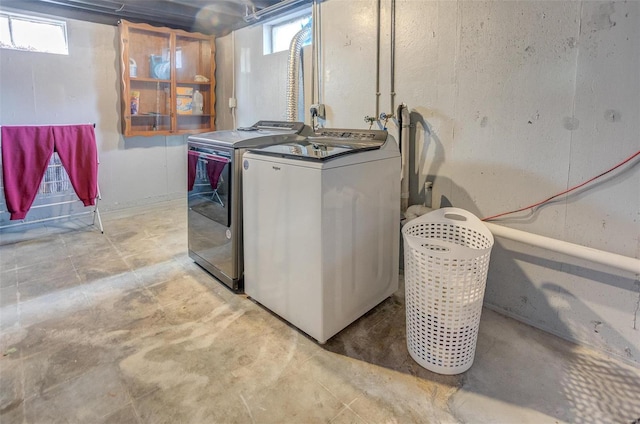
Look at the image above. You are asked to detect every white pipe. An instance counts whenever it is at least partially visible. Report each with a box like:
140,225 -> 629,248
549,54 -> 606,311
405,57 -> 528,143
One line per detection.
231,31 -> 236,130
484,222 -> 640,275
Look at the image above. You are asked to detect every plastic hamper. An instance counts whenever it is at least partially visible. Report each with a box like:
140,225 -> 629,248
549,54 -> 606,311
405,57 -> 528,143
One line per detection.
402,207 -> 494,374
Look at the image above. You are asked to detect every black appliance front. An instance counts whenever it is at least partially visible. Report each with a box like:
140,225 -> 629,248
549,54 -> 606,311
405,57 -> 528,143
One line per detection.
187,142 -> 241,291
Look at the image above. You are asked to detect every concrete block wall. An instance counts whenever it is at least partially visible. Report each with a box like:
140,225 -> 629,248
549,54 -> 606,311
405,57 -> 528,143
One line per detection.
0,1 -> 637,365
216,0 -> 640,364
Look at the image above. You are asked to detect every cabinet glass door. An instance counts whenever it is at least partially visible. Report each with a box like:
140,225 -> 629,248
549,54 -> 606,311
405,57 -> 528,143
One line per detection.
175,35 -> 214,133
126,27 -> 171,133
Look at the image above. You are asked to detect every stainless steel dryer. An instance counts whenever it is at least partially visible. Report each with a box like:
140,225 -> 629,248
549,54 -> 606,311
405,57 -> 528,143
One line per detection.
187,121 -> 311,291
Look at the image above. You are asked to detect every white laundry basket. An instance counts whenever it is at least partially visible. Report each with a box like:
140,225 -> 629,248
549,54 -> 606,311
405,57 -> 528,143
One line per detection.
402,207 -> 494,374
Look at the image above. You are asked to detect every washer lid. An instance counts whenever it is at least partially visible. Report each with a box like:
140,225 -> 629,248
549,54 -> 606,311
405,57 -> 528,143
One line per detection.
248,128 -> 388,162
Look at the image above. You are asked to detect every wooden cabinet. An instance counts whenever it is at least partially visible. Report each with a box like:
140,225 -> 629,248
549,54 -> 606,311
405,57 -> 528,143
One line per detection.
119,20 -> 216,136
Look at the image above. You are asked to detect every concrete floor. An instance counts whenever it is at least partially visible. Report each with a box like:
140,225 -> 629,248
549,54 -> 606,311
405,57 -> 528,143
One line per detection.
1,199 -> 639,424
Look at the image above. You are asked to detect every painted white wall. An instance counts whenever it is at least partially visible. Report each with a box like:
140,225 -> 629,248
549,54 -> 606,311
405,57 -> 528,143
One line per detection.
217,0 -> 640,364
0,15 -> 187,224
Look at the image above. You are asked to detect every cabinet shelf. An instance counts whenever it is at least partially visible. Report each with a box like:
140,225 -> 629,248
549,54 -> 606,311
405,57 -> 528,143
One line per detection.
130,77 -> 172,84
176,81 -> 212,86
130,114 -> 171,118
119,20 -> 216,137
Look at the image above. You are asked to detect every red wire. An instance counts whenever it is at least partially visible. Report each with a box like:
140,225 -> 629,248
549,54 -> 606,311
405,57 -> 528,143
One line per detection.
482,150 -> 640,222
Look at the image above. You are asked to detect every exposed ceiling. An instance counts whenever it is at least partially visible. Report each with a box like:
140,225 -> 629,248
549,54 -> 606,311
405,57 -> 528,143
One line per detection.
1,0 -> 312,36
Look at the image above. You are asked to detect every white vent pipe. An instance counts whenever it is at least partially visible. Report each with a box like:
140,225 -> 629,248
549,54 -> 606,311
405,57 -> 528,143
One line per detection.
286,26 -> 311,122
484,222 -> 640,275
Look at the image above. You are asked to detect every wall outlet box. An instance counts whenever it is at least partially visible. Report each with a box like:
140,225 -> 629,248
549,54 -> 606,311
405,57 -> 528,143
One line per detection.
310,103 -> 325,119
229,97 -> 237,108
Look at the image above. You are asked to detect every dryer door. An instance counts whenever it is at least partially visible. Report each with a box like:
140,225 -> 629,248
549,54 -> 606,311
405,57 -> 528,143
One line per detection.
188,144 -> 231,227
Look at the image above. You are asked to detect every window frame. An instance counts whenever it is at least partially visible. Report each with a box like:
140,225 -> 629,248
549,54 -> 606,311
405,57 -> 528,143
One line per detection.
262,9 -> 311,55
0,10 -> 69,55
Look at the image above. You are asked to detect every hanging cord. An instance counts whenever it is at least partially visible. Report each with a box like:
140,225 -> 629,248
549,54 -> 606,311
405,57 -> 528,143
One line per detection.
482,149 -> 640,222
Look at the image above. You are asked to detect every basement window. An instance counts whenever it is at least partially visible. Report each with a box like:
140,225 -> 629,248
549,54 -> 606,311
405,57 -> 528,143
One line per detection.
264,13 -> 311,55
0,11 -> 68,55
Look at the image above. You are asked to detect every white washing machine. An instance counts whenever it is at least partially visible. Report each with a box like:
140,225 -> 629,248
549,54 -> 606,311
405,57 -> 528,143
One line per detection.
242,128 -> 400,343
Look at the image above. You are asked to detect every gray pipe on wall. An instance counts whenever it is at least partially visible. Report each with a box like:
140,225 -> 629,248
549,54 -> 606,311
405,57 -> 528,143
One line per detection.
286,26 -> 312,122
398,103 -> 410,212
